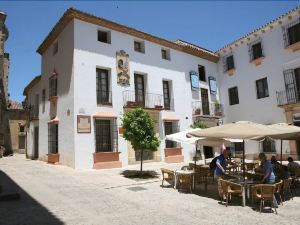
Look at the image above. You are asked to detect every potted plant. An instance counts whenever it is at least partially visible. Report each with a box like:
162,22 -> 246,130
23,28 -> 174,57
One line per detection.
194,107 -> 201,115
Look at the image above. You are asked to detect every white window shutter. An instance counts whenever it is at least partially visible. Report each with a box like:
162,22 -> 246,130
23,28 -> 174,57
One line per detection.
282,26 -> 289,48
222,56 -> 227,72
248,43 -> 253,62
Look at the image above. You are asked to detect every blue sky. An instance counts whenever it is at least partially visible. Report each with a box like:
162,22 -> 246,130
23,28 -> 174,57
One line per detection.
1,1 -> 300,102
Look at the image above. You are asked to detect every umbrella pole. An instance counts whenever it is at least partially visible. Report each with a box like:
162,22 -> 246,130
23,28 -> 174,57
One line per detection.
243,140 -> 245,181
194,141 -> 197,167
280,139 -> 283,165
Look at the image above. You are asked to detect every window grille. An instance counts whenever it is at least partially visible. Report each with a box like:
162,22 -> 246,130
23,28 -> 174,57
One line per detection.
48,124 -> 58,154
282,18 -> 300,47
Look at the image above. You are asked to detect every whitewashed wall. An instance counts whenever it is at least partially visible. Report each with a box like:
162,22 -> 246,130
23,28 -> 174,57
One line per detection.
72,19 -> 219,169
217,16 -> 300,156
37,20 -> 75,167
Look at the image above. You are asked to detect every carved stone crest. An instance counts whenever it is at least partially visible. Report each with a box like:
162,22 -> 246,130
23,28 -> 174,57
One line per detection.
116,50 -> 130,86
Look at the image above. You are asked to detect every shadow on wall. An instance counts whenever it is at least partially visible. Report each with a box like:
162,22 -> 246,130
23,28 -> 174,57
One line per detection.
0,170 -> 64,225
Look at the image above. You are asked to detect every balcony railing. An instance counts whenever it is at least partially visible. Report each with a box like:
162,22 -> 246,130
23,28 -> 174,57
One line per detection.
192,101 -> 224,117
97,91 -> 112,105
29,105 -> 39,120
276,88 -> 300,106
123,90 -> 164,110
163,98 -> 175,111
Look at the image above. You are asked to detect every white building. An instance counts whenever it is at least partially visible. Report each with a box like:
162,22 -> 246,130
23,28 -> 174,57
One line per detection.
217,7 -> 300,159
24,6 -> 300,169
23,8 -> 222,169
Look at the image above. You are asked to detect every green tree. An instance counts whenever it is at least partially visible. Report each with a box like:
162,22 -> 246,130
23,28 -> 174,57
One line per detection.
190,120 -> 208,129
122,108 -> 160,175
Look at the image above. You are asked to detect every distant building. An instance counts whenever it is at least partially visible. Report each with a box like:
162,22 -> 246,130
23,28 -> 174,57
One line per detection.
24,6 -> 300,169
0,11 -> 27,155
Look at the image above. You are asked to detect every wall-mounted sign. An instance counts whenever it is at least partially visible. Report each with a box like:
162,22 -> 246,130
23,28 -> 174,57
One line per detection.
116,50 -> 130,86
77,115 -> 91,133
209,76 -> 217,95
190,71 -> 199,91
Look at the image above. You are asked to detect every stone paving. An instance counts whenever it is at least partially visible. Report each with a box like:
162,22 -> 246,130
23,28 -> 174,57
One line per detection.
1,154 -> 300,225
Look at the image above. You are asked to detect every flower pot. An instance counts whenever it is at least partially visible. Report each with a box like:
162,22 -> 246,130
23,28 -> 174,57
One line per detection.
47,153 -> 59,164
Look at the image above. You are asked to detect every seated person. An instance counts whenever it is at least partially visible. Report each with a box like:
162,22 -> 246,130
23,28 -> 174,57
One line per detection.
270,155 -> 281,176
256,153 -> 275,184
277,165 -> 290,180
287,157 -> 300,176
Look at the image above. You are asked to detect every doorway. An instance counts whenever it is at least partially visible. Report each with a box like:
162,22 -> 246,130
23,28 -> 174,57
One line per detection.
33,126 -> 39,159
134,74 -> 145,107
203,146 -> 214,158
201,88 -> 210,115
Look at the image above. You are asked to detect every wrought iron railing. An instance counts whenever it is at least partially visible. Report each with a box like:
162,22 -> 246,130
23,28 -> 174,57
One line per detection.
123,90 -> 163,109
97,91 -> 112,105
192,101 -> 224,117
164,98 -> 174,111
276,88 -> 300,106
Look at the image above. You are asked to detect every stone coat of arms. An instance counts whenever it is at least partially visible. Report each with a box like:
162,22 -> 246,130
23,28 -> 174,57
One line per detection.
116,50 -> 130,86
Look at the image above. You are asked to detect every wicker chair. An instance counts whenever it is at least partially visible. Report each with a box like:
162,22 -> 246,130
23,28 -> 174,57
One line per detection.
178,173 -> 193,193
274,180 -> 283,206
252,184 -> 277,214
194,166 -> 210,191
161,168 -> 175,187
219,179 -> 243,207
281,178 -> 293,201
181,165 -> 191,170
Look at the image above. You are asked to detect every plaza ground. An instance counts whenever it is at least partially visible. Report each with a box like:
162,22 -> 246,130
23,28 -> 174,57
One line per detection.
1,155 -> 300,225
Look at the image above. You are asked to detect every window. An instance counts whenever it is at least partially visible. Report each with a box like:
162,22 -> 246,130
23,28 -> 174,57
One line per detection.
256,77 -> 269,99
134,40 -> 145,53
198,65 -> 206,82
228,87 -> 239,105
19,125 -> 25,133
226,55 -> 235,71
97,30 -> 111,44
49,75 -> 57,97
251,42 -> 263,60
260,138 -> 276,153
161,49 -> 170,60
96,69 -> 111,105
53,42 -> 58,55
234,142 -> 244,153
163,81 -> 171,110
288,22 -> 300,46
164,121 -> 178,148
95,119 -> 112,152
48,124 -> 58,154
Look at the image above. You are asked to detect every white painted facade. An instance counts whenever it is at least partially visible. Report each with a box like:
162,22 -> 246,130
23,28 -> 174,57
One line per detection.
25,7 -> 300,169
217,9 -> 300,157
26,16 -> 220,169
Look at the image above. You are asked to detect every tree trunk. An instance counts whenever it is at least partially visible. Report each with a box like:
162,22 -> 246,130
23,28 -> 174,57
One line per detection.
140,149 -> 144,176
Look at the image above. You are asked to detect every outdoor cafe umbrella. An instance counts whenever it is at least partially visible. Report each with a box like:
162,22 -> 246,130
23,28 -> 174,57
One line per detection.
166,128 -> 241,165
267,123 -> 300,164
187,121 -> 279,179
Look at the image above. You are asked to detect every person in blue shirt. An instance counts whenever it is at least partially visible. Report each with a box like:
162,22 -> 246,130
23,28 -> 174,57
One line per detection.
257,153 -> 278,208
258,153 -> 276,184
215,148 -> 230,200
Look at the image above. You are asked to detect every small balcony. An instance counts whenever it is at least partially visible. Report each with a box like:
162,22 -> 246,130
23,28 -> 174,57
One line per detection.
97,91 -> 112,106
276,88 -> 300,106
29,105 -> 39,120
192,101 -> 224,117
122,90 -> 164,110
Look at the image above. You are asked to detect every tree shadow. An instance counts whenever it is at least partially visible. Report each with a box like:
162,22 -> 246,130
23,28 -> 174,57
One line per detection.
120,170 -> 159,181
0,170 -> 64,225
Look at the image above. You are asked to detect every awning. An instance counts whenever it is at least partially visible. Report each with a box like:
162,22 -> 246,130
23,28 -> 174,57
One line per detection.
162,115 -> 179,121
93,112 -> 117,118
48,116 -> 59,124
